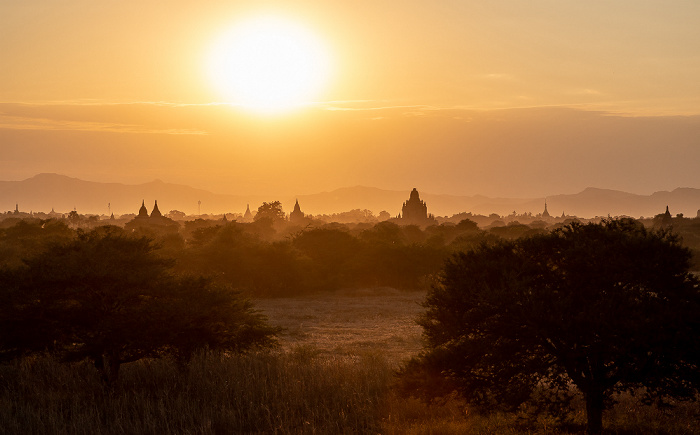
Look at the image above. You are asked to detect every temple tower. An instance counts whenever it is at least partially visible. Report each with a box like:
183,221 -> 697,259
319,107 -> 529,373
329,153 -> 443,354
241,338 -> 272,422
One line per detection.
401,188 -> 429,224
150,200 -> 162,218
290,199 -> 305,224
542,200 -> 551,218
243,204 -> 253,222
138,200 -> 149,218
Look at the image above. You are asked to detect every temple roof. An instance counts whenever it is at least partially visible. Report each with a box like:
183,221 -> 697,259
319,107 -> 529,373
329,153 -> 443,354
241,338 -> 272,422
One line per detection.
138,200 -> 149,218
150,200 -> 162,218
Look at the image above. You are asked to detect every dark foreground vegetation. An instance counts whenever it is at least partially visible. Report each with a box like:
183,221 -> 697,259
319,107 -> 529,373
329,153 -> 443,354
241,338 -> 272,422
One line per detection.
1,214 -> 699,433
1,226 -> 279,385
1,350 -> 698,434
401,219 -> 700,434
1,350 -> 698,435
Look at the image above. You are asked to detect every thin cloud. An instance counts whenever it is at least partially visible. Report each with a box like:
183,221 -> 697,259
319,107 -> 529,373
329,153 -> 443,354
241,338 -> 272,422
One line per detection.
470,73 -> 518,81
568,88 -> 604,96
0,114 -> 208,135
0,100 -> 234,108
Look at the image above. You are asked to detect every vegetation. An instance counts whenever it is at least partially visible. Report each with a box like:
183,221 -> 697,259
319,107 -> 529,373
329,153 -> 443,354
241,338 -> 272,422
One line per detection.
1,214 -> 699,433
255,200 -> 286,223
401,218 -> 700,434
1,322 -> 698,434
0,226 -> 279,384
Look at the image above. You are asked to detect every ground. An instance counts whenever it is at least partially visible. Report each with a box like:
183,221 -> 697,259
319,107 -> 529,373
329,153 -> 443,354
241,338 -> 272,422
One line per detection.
254,288 -> 426,364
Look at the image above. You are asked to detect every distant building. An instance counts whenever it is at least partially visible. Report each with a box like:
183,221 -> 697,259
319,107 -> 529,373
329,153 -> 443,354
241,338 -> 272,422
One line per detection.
399,188 -> 435,226
542,200 -> 551,219
150,200 -> 162,218
289,199 -> 305,224
126,200 -> 178,233
137,200 -> 149,218
661,205 -> 673,227
242,204 -> 253,222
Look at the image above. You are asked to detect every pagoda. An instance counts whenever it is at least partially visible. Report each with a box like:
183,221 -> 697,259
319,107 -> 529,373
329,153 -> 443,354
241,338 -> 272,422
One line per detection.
289,199 -> 305,224
400,188 -> 434,225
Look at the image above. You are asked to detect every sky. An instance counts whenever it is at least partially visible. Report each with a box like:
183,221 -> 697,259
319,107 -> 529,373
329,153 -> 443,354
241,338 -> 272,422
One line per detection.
2,0 -> 700,199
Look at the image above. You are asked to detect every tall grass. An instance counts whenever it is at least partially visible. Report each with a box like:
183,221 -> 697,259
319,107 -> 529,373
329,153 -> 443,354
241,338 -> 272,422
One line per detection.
1,350 -> 698,434
0,349 -> 392,434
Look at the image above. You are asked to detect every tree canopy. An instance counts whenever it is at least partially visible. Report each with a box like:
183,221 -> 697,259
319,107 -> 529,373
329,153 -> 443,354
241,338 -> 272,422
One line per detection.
0,226 -> 279,384
403,218 -> 700,434
255,201 -> 286,223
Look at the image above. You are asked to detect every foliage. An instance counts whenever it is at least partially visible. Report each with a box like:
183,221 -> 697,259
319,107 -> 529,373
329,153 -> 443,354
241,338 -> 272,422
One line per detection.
254,200 -> 286,223
403,218 -> 700,434
0,218 -> 74,269
293,227 -> 361,289
0,226 -> 279,383
1,347 -> 698,434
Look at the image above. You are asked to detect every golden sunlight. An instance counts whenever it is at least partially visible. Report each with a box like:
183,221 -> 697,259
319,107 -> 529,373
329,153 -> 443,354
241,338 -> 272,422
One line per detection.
205,15 -> 331,114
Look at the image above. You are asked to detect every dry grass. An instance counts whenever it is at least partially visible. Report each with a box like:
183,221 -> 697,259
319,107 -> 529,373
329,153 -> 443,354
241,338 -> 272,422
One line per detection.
0,351 -> 393,434
2,289 -> 698,434
253,287 -> 426,364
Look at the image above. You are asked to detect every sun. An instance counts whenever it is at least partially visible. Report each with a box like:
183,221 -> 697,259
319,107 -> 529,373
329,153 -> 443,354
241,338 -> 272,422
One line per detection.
206,15 -> 332,114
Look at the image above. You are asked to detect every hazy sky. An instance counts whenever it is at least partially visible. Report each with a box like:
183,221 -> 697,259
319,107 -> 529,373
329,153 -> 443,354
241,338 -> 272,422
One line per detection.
2,1 -> 700,198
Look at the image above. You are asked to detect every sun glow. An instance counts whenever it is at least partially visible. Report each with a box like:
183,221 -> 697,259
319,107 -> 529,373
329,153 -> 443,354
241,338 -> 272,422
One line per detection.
206,15 -> 332,114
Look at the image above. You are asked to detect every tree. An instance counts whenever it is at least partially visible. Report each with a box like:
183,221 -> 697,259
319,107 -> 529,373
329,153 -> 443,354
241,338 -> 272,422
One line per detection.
0,219 -> 74,269
293,227 -> 361,290
254,201 -> 285,223
404,218 -> 700,434
1,226 -> 279,384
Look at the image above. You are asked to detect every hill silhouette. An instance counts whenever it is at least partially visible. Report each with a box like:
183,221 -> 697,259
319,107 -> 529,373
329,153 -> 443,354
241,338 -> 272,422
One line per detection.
2,174 -> 699,218
0,174 -> 251,216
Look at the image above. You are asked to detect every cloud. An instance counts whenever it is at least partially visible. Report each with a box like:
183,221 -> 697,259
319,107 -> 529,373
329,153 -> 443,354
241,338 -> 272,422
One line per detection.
0,113 -> 208,135
479,73 -> 516,80
0,100 -> 229,108
0,100 -> 217,135
568,88 -> 604,96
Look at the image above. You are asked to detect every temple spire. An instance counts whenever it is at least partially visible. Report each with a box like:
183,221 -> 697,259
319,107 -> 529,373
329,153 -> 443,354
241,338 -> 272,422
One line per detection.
150,200 -> 162,218
138,200 -> 149,218
290,199 -> 305,223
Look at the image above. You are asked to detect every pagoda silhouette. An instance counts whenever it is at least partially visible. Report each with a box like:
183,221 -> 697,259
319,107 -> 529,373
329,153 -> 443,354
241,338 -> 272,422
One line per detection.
398,188 -> 435,226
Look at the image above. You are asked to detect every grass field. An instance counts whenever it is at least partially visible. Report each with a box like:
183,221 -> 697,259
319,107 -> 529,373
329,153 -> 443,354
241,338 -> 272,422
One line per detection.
253,287 -> 426,364
2,289 -> 698,434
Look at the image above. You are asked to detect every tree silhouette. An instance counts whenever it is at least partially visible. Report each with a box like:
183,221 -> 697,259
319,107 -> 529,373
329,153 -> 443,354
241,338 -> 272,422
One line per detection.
254,201 -> 285,223
404,218 -> 700,434
1,226 -> 278,384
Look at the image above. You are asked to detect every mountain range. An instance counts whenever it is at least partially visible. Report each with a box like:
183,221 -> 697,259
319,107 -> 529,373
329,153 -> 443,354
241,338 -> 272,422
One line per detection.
2,173 -> 700,219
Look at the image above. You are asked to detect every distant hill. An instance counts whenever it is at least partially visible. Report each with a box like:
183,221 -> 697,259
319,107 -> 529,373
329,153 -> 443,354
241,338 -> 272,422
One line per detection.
0,173 -> 253,216
298,186 -> 700,218
2,174 -> 699,218
538,187 -> 700,219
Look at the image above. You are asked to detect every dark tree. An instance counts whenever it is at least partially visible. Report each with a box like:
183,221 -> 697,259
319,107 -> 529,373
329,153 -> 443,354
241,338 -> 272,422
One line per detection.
254,201 -> 286,223
405,218 -> 700,434
0,219 -> 74,269
1,226 -> 279,384
293,227 -> 361,290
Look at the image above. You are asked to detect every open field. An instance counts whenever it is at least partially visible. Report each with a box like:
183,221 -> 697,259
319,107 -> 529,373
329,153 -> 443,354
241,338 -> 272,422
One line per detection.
253,288 -> 426,364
